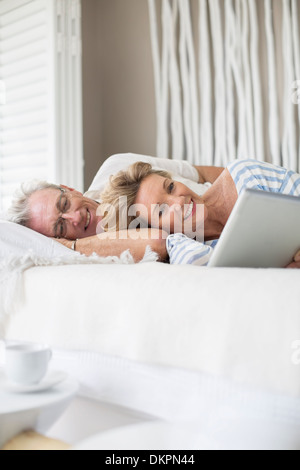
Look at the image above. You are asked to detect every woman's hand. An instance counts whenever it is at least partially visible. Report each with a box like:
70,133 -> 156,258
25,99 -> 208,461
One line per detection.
286,250 -> 300,269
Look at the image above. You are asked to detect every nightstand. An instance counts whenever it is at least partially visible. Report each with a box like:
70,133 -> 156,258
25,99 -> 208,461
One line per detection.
0,368 -> 78,449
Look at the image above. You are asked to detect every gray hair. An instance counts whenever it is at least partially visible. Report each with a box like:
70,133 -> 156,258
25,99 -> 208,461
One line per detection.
8,180 -> 61,226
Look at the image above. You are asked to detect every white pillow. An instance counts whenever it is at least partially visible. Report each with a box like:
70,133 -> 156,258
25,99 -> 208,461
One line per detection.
84,153 -> 211,201
0,219 -> 72,259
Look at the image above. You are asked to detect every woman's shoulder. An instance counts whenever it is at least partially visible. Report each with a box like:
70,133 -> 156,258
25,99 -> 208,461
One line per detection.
226,159 -> 288,177
226,159 -> 288,195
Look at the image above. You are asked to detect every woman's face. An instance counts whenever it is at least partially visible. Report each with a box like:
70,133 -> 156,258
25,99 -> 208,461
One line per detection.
134,174 -> 207,239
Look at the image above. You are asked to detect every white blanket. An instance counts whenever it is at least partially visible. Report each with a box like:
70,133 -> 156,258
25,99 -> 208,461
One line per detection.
3,262 -> 300,398
0,248 -> 158,336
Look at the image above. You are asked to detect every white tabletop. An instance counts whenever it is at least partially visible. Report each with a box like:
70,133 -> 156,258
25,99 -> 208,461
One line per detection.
0,369 -> 78,414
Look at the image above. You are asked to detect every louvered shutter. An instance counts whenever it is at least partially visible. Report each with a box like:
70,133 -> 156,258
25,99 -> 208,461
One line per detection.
0,0 -> 83,211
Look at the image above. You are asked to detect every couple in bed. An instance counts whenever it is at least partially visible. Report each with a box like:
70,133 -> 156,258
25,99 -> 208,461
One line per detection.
8,153 -> 300,269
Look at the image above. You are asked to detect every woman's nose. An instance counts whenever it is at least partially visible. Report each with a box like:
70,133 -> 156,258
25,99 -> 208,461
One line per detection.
169,196 -> 185,209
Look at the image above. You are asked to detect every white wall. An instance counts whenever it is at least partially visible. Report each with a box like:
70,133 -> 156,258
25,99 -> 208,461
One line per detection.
82,0 -> 156,190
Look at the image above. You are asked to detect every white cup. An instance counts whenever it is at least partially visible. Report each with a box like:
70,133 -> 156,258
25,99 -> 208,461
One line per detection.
5,342 -> 52,385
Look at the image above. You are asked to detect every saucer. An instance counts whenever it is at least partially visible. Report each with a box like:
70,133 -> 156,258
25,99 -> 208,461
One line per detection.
2,370 -> 68,394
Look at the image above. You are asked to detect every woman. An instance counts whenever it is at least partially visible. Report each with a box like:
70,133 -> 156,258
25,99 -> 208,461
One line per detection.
100,159 -> 300,268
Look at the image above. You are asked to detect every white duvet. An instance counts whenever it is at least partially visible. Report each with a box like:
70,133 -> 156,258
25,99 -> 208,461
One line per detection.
0,218 -> 158,332
3,261 -> 300,398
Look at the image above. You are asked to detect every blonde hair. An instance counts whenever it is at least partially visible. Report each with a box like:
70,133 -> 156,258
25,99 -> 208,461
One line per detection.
100,161 -> 171,231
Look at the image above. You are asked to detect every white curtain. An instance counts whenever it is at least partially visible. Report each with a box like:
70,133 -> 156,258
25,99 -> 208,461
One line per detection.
148,0 -> 300,171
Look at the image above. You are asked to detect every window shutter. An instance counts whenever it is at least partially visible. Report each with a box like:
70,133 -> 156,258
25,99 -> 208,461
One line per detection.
0,0 -> 83,212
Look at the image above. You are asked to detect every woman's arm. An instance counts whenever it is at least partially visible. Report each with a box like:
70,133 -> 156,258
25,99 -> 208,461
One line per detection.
54,229 -> 169,263
167,234 -> 214,266
193,166 -> 224,184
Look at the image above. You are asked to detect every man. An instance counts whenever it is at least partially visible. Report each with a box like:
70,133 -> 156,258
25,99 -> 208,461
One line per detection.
8,153 -> 223,262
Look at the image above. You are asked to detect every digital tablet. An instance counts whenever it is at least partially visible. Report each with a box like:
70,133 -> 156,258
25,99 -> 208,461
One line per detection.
208,189 -> 300,268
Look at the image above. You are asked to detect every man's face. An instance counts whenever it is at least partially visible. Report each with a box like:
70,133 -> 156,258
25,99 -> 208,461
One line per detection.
27,186 -> 103,239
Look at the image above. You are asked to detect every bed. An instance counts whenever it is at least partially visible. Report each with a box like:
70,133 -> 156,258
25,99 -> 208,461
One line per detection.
1,160 -> 300,449
1,216 -> 300,449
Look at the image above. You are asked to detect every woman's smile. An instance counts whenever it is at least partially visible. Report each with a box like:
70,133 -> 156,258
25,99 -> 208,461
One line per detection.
85,209 -> 91,230
184,200 -> 197,220
135,174 -> 206,237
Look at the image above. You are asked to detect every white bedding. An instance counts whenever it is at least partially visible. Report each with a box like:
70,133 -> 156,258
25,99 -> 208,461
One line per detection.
84,153 -> 210,200
3,262 -> 300,406
0,219 -> 158,333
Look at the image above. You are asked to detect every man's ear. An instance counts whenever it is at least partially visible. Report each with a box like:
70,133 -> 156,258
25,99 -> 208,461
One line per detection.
60,184 -> 83,196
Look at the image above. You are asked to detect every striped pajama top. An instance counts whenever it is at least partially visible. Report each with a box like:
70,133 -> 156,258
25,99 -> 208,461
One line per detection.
167,159 -> 300,266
